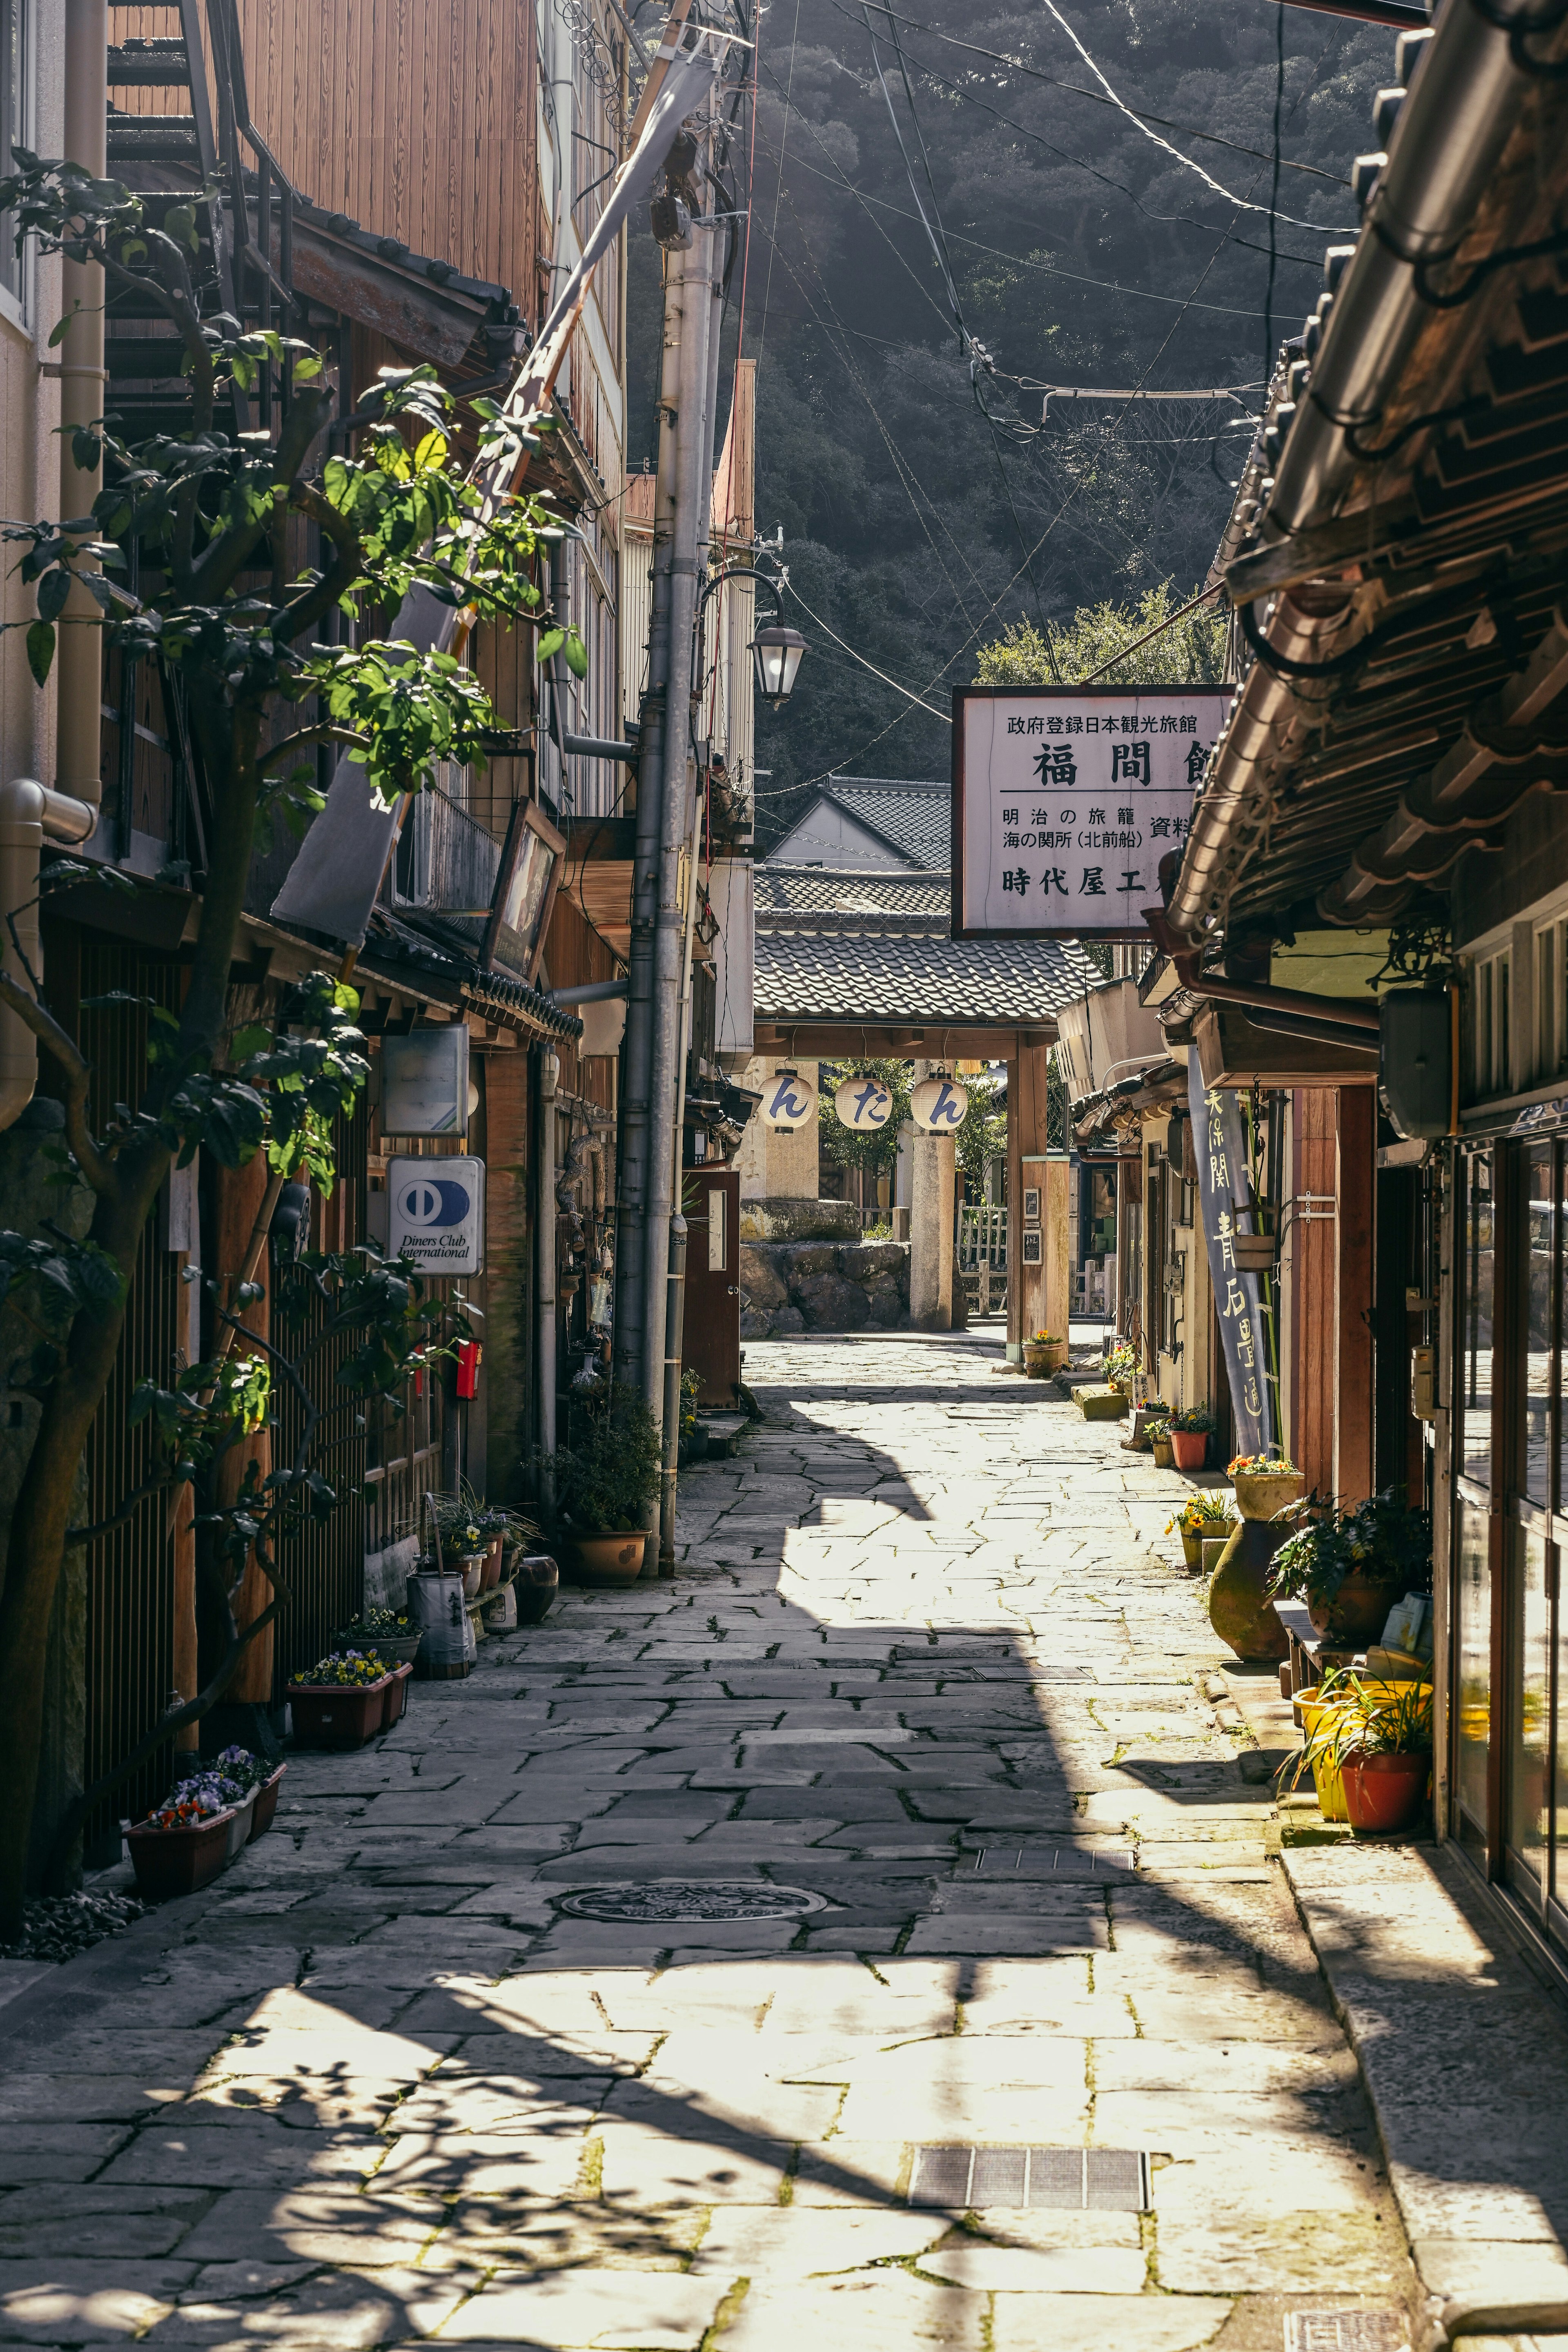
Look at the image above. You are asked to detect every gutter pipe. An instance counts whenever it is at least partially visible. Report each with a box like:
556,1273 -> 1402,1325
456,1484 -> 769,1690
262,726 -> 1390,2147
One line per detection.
1166,0 -> 1540,949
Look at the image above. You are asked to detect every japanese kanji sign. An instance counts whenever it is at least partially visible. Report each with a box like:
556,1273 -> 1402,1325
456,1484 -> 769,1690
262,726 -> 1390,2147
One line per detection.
1187,1056 -> 1276,1458
952,685 -> 1232,938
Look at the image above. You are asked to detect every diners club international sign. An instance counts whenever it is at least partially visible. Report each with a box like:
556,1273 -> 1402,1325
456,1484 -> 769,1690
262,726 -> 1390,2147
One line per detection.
952,685 -> 1232,938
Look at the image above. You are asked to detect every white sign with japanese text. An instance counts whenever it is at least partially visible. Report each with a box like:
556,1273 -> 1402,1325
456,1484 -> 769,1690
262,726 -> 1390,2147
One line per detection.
953,686 -> 1232,936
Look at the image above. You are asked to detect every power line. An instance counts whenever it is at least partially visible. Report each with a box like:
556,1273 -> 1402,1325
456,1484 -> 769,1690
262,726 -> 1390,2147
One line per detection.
819,0 -> 1349,188
784,581 -> 952,718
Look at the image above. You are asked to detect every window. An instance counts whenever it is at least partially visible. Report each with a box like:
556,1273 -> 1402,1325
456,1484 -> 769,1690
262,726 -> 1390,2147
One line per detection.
0,0 -> 28,319
1535,916 -> 1568,1082
1472,949 -> 1511,1096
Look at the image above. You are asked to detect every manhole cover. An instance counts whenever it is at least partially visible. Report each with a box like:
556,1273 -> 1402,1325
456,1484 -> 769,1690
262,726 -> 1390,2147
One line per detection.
1282,2320 -> 1406,2352
910,2145 -> 1150,2211
556,1881 -> 828,1922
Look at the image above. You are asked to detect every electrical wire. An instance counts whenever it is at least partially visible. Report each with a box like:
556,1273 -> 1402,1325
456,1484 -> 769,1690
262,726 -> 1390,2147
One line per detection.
754,0 -> 803,372
783,579 -> 952,718
818,0 -> 1349,188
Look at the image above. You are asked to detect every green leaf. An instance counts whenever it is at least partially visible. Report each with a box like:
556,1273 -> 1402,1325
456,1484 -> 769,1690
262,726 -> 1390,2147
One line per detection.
563,627 -> 588,680
537,627 -> 564,662
25,620 -> 54,686
294,354 -> 323,380
36,568 -> 71,624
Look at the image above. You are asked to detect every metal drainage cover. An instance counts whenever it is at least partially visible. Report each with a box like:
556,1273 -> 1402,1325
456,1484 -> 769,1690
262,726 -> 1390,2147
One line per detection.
1282,2320 -> 1407,2352
910,2146 -> 1150,2211
556,1882 -> 828,1922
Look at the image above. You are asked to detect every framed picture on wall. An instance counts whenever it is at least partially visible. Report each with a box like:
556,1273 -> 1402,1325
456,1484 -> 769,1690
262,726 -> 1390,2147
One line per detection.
1022,1186 -> 1041,1225
1020,1227 -> 1042,1266
483,796 -> 567,984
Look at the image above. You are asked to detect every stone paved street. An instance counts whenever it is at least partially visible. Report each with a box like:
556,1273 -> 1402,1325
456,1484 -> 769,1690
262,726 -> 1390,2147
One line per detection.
0,1328 -> 1424,2350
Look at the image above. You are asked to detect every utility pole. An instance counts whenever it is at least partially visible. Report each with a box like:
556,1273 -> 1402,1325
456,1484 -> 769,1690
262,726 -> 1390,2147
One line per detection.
614,84 -> 719,1458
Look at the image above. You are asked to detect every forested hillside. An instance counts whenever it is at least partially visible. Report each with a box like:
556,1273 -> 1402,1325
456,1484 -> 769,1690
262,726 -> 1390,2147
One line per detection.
626,0 -> 1396,842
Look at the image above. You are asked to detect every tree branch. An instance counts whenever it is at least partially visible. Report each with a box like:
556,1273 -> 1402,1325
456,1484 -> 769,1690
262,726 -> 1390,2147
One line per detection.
190,384 -> 335,606
0,971 -> 115,1197
67,1468 -> 178,1547
282,479 -> 363,642
258,724 -> 366,771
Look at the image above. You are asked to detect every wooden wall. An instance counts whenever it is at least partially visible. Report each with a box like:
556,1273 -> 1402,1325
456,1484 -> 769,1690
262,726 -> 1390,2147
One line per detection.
544,890 -> 617,1112
1292,1088 -> 1337,1498
232,0 -> 540,324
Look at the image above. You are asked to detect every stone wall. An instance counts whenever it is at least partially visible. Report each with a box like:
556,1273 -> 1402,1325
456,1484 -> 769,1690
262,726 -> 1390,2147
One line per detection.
739,1237 -> 911,1337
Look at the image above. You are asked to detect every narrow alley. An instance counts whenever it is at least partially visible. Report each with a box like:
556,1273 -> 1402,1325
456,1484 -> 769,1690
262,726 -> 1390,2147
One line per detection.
3,1329 -> 1558,2351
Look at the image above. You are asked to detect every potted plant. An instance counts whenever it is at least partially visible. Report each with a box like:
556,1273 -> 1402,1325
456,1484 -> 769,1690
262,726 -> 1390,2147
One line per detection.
206,1744 -> 289,1843
287,1651 -> 396,1749
1148,1417 -> 1173,1468
1168,1404 -> 1215,1472
1104,1342 -> 1138,1394
1229,1450 -> 1305,1522
127,1773 -> 244,1899
331,1606 -> 423,1667
1267,1488 -> 1430,1641
1166,1489 -> 1231,1572
546,1386 -> 662,1582
1023,1330 -> 1065,1378
1297,1668 -> 1432,1834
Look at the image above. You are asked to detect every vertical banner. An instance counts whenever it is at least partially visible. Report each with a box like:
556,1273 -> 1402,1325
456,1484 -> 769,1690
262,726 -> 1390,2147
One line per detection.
1187,1057 -> 1275,1457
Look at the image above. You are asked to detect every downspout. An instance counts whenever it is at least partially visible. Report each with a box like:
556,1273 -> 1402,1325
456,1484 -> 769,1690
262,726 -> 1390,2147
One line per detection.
537,1043 -> 559,1503
0,4 -> 111,1130
1165,0 -> 1539,949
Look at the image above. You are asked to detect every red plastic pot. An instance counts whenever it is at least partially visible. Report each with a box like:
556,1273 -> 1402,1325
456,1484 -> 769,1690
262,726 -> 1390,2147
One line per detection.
1169,1430 -> 1208,1471
289,1672 -> 392,1749
249,1763 -> 287,1840
127,1809 -> 236,1899
1341,1751 -> 1430,1834
382,1661 -> 414,1728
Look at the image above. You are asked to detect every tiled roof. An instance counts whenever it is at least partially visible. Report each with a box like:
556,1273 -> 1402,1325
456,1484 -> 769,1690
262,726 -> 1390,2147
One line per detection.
360,909 -> 581,1039
755,918 -> 1099,1026
818,778 -> 951,869
756,863 -> 952,923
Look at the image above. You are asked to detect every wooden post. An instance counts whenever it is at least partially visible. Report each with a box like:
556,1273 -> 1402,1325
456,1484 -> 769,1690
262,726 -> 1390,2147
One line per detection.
1292,1088 -> 1337,1497
212,1156 -> 275,1702
1005,1053 -> 1023,1361
1043,1156 -> 1071,1342
1335,1086 -> 1376,1505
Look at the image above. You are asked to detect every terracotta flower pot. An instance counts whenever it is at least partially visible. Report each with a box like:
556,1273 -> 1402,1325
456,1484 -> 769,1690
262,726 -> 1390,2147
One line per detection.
1169,1429 -> 1208,1471
514,1553 -> 559,1624
1232,1469 -> 1306,1523
570,1530 -> 647,1584
382,1661 -> 414,1727
1341,1750 -> 1430,1834
1208,1519 -> 1291,1662
127,1809 -> 236,1899
1309,1571 -> 1405,1644
289,1672 -> 393,1749
481,1541 -> 503,1591
249,1763 -> 287,1840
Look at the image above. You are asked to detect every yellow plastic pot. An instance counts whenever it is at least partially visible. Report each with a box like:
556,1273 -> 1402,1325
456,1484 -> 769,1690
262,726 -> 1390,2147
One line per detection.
1296,1696 -> 1348,1822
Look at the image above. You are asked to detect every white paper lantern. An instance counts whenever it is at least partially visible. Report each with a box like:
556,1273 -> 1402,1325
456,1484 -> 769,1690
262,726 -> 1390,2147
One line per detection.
833,1072 -> 895,1132
910,1074 -> 969,1132
760,1067 -> 817,1130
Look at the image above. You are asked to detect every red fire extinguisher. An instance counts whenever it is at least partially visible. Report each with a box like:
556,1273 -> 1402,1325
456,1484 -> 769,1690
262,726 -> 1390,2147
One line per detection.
456,1339 -> 483,1400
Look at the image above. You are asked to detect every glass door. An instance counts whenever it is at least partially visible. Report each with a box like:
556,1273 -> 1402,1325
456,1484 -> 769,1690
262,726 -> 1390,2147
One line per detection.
1454,1152 -> 1494,1852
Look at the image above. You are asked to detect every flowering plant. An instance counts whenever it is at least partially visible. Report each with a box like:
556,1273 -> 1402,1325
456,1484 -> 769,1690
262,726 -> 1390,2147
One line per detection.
289,1649 -> 390,1687
1105,1343 -> 1137,1378
140,1767 -> 245,1829
1028,1330 -> 1060,1345
1267,1488 -> 1431,1610
1170,1403 -> 1216,1433
1229,1452 -> 1298,1477
205,1746 -> 269,1793
339,1608 -> 412,1641
1165,1491 -> 1233,1537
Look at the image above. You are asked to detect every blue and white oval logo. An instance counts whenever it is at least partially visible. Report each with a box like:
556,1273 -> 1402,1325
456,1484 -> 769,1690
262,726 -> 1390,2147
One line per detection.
397,1176 -> 472,1229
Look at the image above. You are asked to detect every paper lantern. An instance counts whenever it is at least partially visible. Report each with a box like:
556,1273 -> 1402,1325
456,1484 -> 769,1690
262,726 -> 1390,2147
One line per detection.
833,1072 -> 895,1131
760,1067 -> 817,1130
910,1074 -> 968,1132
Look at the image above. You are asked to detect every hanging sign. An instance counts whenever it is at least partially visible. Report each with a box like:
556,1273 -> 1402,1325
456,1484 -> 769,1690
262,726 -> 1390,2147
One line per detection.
386,1154 -> 486,1275
911,1074 -> 968,1131
834,1073 -> 895,1131
953,685 -> 1233,939
1187,1058 -> 1276,1458
760,1068 -> 817,1131
381,1027 -> 470,1138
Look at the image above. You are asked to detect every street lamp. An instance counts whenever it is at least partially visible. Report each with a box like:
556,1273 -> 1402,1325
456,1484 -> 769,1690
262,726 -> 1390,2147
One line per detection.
749,623 -> 808,709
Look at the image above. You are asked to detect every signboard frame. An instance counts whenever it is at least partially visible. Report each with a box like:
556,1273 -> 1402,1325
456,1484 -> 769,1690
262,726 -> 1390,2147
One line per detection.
385,1153 -> 487,1276
951,683 -> 1232,942
483,795 -> 567,984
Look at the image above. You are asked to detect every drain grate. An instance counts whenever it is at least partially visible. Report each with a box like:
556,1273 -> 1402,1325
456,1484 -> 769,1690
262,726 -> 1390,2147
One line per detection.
555,1881 -> 827,1922
1282,2319 -> 1407,2352
909,2145 -> 1150,2211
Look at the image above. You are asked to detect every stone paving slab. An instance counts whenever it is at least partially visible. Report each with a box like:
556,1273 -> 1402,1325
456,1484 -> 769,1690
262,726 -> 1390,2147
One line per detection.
0,1327 -> 1470,2350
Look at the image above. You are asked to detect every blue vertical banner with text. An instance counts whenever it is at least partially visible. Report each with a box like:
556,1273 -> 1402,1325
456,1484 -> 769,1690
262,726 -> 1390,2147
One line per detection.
1187,1056 -> 1275,1459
